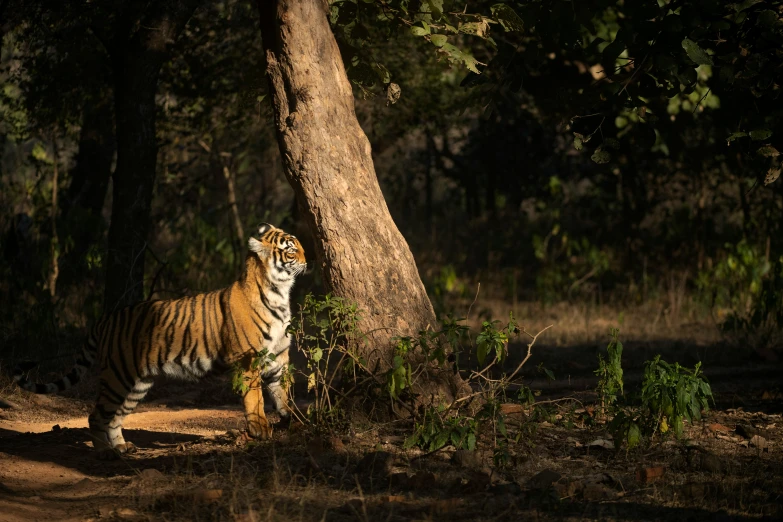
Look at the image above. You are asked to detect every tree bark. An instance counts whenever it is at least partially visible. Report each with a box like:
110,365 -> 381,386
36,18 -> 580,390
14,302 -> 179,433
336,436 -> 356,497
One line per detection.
257,0 -> 463,400
48,136 -> 59,301
63,95 -> 115,220
58,94 -> 115,286
223,163 -> 245,275
103,0 -> 200,311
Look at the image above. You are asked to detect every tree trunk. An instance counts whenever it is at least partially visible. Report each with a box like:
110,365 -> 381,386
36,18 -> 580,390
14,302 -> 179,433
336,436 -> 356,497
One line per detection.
103,0 -> 200,312
63,95 -> 115,219
257,0 -> 464,400
59,94 -> 115,286
223,163 -> 245,275
47,136 -> 59,301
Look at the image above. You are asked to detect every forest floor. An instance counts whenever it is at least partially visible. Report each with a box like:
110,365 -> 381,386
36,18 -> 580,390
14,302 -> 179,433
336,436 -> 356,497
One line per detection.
1,305 -> 782,521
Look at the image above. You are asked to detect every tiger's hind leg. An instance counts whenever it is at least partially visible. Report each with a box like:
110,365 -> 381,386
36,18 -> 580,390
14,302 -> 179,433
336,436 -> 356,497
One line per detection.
90,377 -> 154,459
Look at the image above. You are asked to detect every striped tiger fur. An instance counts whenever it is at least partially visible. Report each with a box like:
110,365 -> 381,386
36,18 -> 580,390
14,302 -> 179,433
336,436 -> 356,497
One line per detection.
14,223 -> 306,457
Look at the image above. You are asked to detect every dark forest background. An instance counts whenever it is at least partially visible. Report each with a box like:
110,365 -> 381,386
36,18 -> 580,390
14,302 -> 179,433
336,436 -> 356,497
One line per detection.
2,0 -> 782,366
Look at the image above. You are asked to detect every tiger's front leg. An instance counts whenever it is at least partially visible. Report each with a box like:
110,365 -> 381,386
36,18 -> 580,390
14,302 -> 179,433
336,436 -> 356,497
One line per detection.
240,356 -> 272,440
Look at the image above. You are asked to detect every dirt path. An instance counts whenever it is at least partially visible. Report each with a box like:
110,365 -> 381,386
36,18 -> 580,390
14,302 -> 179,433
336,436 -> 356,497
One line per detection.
0,399 -> 248,522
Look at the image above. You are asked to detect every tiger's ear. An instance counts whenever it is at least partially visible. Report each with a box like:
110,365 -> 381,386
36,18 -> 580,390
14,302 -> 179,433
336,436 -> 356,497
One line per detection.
257,223 -> 274,236
248,237 -> 270,258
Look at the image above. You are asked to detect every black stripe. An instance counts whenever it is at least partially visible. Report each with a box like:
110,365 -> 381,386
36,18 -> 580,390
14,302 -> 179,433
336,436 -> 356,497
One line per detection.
161,319 -> 176,365
110,309 -> 126,372
145,306 -> 158,373
159,300 -> 174,325
96,403 -> 116,420
120,306 -> 133,351
178,321 -> 191,365
259,291 -> 283,322
227,309 -> 241,350
249,313 -> 272,341
108,352 -> 135,391
169,300 -> 182,328
200,294 -> 209,356
225,287 -> 241,347
99,381 -> 126,405
210,292 -> 221,356
251,305 -> 271,328
130,304 -> 147,375
98,316 -> 113,352
204,293 -> 216,358
238,323 -> 256,353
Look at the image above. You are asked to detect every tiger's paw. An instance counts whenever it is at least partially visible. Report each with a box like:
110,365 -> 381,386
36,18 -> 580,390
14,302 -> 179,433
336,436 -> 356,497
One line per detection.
97,441 -> 137,460
247,419 -> 273,440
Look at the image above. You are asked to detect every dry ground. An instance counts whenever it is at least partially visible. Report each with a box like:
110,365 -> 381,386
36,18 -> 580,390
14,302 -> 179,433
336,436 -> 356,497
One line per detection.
1,302 -> 781,521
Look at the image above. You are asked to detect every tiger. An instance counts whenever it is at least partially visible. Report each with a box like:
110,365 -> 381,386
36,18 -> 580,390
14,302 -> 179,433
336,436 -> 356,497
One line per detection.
13,223 -> 306,457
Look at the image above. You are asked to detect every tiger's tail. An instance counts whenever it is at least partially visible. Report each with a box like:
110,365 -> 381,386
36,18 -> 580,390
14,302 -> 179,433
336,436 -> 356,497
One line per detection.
13,332 -> 99,394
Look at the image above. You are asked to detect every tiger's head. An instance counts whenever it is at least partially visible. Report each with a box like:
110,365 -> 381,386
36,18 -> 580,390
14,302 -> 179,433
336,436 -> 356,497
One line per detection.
247,223 -> 307,279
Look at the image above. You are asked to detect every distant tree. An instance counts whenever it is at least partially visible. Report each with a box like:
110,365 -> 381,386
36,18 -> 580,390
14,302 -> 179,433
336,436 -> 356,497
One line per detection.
98,0 -> 202,310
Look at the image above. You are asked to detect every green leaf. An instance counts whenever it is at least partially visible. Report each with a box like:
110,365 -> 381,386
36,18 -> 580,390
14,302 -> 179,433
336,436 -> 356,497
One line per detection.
439,43 -> 481,74
434,429 -> 450,450
757,145 -> 780,157
726,131 -> 747,144
729,0 -> 763,12
682,38 -> 714,66
627,422 -> 642,448
459,21 -> 490,38
31,142 -> 53,165
750,129 -> 772,141
602,38 -> 625,62
591,148 -> 611,164
757,10 -> 778,26
467,433 -> 476,451
490,4 -> 524,32
476,341 -> 489,365
425,0 -> 443,19
312,347 -> 323,362
404,434 -> 419,449
410,24 -> 430,36
430,34 -> 448,47
573,133 -> 584,151
498,416 -> 507,437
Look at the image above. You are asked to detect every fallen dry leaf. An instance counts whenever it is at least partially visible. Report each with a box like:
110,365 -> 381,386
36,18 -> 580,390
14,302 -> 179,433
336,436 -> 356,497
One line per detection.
191,488 -> 223,504
587,439 -> 615,450
430,498 -> 462,514
749,435 -> 771,451
500,403 -> 524,415
708,423 -> 731,433
382,495 -> 407,503
636,466 -> 665,484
